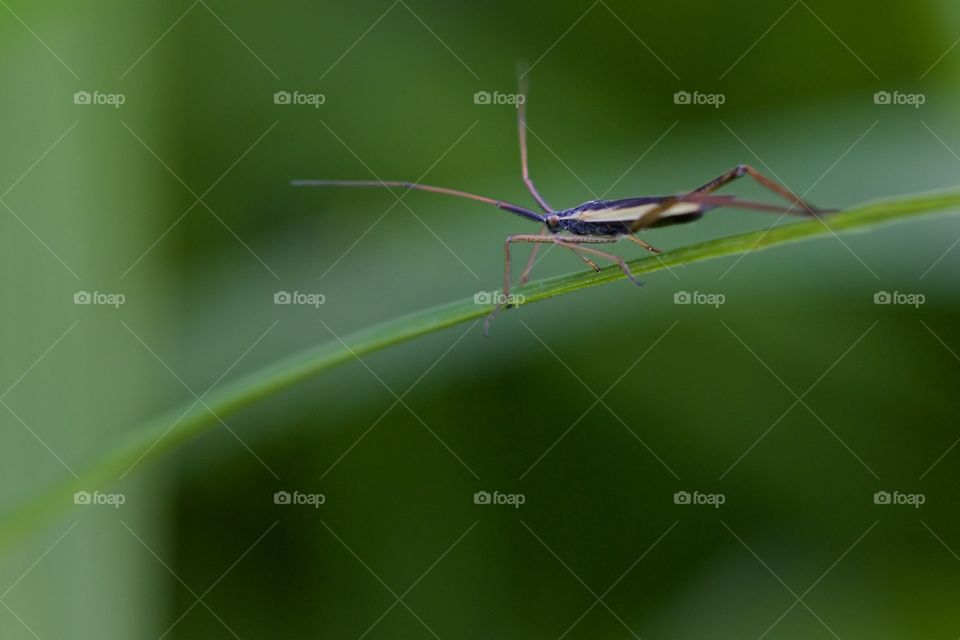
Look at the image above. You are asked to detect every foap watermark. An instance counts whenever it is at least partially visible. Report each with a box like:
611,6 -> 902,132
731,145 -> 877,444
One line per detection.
674,290 -> 725,308
873,490 -> 924,508
873,91 -> 925,109
73,490 -> 126,508
274,290 -> 325,308
874,290 -> 924,308
74,291 -> 125,308
674,90 -> 725,108
473,490 -> 525,508
673,490 -> 725,508
473,90 -> 526,108
474,291 -> 525,306
273,90 -> 326,108
73,90 -> 126,108
273,490 -> 326,508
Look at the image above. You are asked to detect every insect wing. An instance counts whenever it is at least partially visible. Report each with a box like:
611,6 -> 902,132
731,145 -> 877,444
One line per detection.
573,199 -> 704,223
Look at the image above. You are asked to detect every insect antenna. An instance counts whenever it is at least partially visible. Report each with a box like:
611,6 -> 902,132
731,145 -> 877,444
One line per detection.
291,179 -> 546,223
515,61 -> 552,213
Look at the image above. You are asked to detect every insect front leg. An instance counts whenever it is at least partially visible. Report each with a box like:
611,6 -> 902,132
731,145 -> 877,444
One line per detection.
484,234 -> 622,336
485,233 -> 556,336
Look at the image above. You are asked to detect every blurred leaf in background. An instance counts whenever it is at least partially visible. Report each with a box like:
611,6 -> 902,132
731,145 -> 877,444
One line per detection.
2,0 -> 960,638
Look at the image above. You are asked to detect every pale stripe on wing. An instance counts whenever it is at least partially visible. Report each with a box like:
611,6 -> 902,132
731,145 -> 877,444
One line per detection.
573,201 -> 702,222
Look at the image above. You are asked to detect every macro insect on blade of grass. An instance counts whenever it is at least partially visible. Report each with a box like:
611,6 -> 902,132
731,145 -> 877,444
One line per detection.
293,65 -> 833,335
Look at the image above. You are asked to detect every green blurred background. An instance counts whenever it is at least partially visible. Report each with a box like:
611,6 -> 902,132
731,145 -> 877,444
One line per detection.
2,0 -> 960,637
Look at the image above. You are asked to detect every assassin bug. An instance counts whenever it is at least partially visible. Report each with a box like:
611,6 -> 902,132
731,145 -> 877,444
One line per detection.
294,67 -> 828,335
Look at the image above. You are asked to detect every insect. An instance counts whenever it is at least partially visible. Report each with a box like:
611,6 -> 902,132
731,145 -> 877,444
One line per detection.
294,68 -> 829,335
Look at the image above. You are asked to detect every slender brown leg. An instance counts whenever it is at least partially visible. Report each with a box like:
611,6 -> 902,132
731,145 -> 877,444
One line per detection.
518,227 -> 549,284
690,164 -> 820,215
518,228 -> 601,286
553,238 -> 643,286
630,163 -> 823,232
516,68 -> 553,213
484,234 -> 635,335
485,233 -> 545,335
625,234 -> 662,255
569,248 -> 601,272
679,194 -> 831,215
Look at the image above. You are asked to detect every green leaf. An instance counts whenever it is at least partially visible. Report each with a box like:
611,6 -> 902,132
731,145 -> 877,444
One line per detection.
3,188 -> 959,551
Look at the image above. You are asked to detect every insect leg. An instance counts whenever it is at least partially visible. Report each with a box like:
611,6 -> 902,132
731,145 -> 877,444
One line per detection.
569,249 -> 602,272
630,163 -> 828,232
690,164 -> 821,216
624,234 -> 663,255
553,237 -> 644,286
485,234 -> 634,335
517,228 -> 601,285
485,233 -> 557,335
518,227 -> 550,285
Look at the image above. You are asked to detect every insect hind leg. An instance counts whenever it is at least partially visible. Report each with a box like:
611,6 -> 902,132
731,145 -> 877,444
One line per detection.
692,164 -> 821,216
